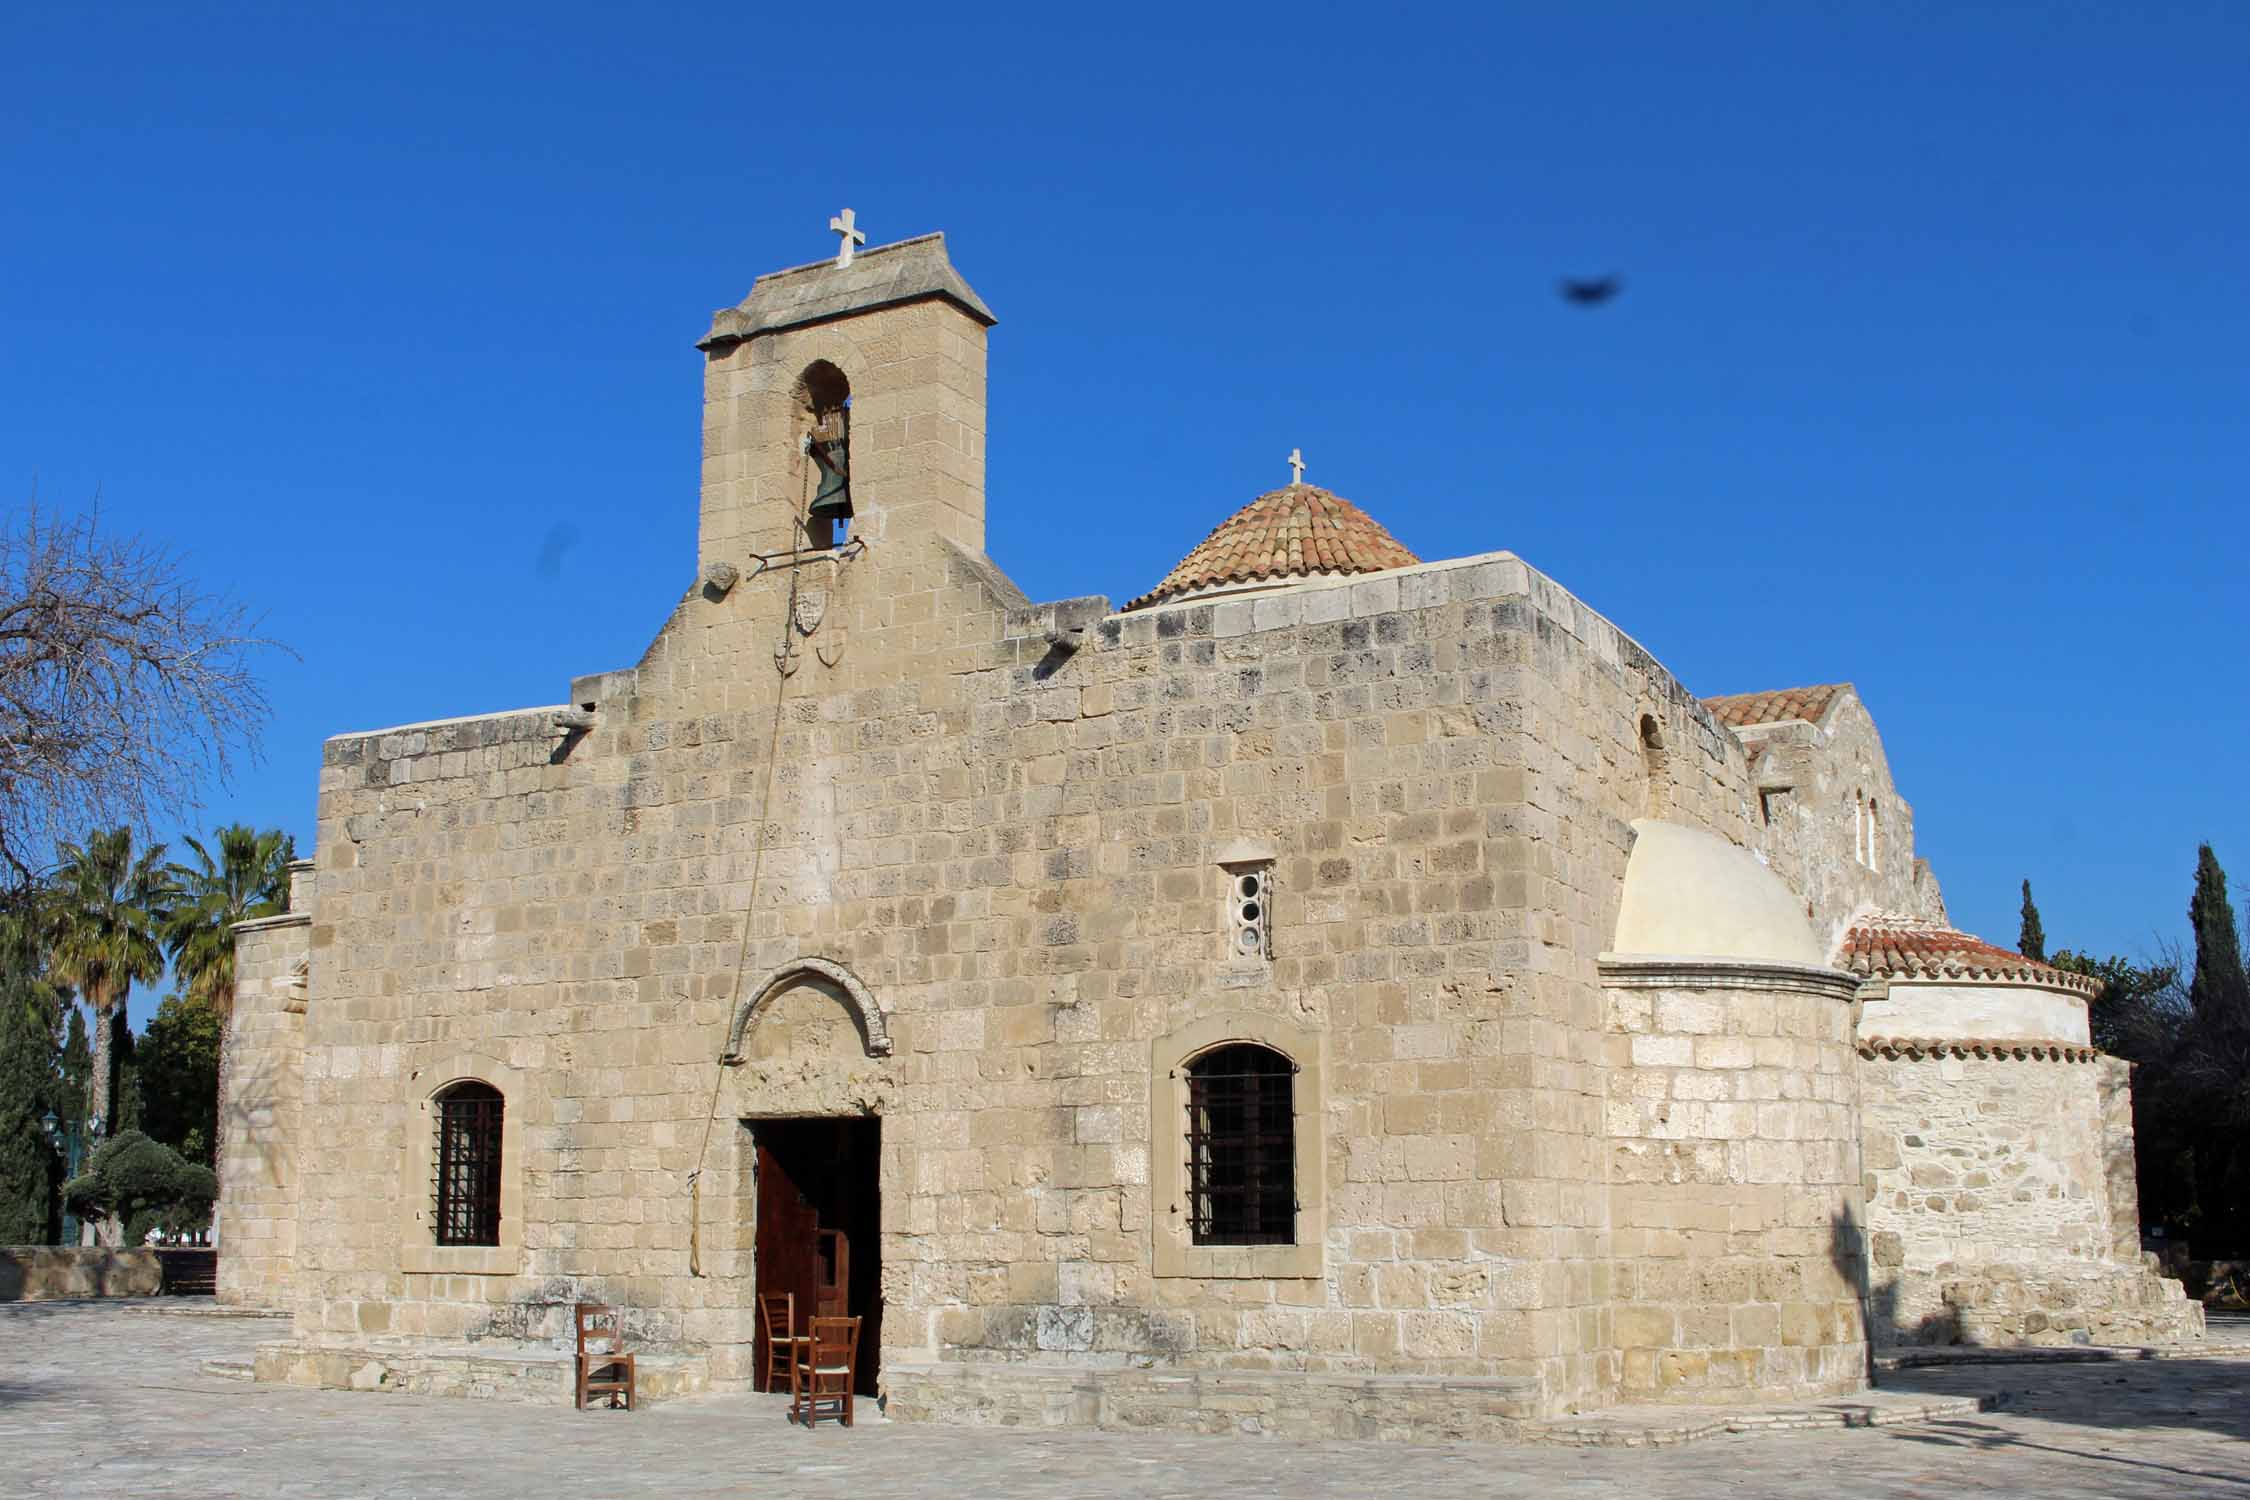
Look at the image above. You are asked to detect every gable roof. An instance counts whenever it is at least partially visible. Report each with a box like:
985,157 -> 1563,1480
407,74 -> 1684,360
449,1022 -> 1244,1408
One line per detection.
1702,683 -> 1849,729
1126,484 -> 1420,612
1837,912 -> 2101,998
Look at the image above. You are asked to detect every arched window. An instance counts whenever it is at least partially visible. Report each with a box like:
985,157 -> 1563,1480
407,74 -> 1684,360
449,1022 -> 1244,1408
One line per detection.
1185,1044 -> 1296,1246
433,1080 -> 504,1247
798,361 -> 852,549
1852,791 -> 1866,864
1866,799 -> 1881,873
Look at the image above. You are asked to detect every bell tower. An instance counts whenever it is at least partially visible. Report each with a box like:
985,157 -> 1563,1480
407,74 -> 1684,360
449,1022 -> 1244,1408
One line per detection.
695,224 -> 996,570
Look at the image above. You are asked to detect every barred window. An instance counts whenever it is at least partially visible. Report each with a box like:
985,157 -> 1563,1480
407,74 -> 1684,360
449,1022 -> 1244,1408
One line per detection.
433,1081 -> 504,1247
1185,1044 -> 1296,1246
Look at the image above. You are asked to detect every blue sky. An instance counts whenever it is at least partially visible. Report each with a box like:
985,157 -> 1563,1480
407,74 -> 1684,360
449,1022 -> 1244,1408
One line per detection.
4,3 -> 2243,1026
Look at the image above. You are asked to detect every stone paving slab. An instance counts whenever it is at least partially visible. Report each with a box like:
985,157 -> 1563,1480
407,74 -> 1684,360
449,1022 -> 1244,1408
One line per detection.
6,1302 -> 2249,1499
1525,1389 -> 1998,1447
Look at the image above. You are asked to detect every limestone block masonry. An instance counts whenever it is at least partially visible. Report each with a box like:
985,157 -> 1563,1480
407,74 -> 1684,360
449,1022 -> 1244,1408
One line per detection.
1600,959 -> 1867,1403
219,228 -> 2202,1436
216,858 -> 313,1309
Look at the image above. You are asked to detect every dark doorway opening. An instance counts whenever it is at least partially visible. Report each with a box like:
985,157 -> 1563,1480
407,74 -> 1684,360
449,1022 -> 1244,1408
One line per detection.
750,1116 -> 881,1395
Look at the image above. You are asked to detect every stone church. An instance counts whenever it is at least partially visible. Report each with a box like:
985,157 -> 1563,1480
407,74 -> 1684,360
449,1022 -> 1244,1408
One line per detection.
216,226 -> 2200,1437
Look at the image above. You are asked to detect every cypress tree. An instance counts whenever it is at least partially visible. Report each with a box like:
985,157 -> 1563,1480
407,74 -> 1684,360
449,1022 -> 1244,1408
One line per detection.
2018,879 -> 2047,963
109,1012 -> 142,1136
56,1007 -> 90,1133
2188,843 -> 2250,1024
0,983 -> 60,1242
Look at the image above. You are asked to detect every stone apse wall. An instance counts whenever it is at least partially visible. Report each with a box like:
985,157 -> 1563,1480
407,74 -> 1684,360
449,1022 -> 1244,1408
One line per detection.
1857,974 -> 2202,1348
1601,960 -> 1866,1402
215,860 -> 313,1308
1859,1043 -> 2203,1347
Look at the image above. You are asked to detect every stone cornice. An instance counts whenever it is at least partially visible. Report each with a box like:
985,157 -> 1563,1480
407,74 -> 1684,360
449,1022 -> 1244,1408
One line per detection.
1597,954 -> 1861,1001
698,232 -> 995,349
231,910 -> 311,934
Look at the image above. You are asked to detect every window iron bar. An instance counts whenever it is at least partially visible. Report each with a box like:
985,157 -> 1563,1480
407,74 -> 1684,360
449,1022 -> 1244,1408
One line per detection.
1183,1045 -> 1295,1248
432,1088 -> 504,1247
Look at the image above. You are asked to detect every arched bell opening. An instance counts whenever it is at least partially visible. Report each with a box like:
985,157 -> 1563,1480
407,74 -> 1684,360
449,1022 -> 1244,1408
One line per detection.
796,361 -> 853,550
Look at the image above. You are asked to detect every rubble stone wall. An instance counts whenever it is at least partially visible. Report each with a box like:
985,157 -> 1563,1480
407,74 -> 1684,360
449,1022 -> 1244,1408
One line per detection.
1731,694 -> 1941,948
1860,1050 -> 2202,1346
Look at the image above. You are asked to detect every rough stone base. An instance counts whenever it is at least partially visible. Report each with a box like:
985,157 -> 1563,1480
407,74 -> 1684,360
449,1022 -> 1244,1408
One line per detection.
0,1247 -> 163,1301
251,1339 -> 708,1406
885,1361 -> 1543,1443
1876,1259 -> 2205,1349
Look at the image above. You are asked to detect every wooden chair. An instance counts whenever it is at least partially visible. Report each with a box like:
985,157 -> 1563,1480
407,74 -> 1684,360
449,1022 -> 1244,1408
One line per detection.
757,1290 -> 809,1396
574,1302 -> 636,1410
792,1314 -> 861,1429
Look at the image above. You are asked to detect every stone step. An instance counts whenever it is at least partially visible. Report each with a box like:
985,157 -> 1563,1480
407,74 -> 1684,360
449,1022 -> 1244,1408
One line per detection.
200,1358 -> 256,1382
1878,1339 -> 2250,1370
252,1338 -> 709,1406
1525,1389 -> 2001,1448
887,1360 -> 1544,1443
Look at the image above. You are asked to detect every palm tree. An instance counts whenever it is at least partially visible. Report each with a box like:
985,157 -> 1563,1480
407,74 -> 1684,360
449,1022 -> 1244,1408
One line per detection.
162,826 -> 294,1184
44,828 -> 174,1237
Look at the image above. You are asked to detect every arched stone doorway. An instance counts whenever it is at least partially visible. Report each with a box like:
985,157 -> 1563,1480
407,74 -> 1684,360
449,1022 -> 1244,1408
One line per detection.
721,959 -> 891,1397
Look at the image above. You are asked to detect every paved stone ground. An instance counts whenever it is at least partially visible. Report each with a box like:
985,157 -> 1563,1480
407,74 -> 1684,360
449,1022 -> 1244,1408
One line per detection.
6,1303 -> 2248,1499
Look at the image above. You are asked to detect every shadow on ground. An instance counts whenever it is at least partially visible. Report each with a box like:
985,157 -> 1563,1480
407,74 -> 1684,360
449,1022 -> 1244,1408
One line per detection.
1869,1358 -> 2250,1490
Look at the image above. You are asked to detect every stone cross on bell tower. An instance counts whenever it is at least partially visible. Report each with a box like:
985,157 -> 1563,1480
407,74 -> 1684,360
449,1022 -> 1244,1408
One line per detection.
1287,448 -> 1306,486
829,208 -> 866,267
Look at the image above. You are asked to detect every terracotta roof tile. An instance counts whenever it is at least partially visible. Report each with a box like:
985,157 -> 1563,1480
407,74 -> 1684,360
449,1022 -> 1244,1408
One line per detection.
1836,912 -> 2101,998
1126,484 -> 1420,612
1702,684 -> 1849,729
1857,1037 -> 2101,1062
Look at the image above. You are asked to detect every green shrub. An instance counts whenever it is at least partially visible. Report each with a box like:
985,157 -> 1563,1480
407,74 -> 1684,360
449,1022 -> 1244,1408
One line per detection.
61,1129 -> 216,1245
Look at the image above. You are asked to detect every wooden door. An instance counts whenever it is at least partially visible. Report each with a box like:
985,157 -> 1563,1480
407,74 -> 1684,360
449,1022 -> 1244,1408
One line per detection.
749,1116 -> 881,1395
752,1134 -> 820,1386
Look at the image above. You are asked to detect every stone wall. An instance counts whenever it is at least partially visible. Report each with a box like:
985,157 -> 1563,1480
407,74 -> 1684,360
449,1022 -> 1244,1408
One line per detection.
1600,961 -> 1867,1401
1730,691 -> 1942,949
215,861 -> 313,1309
2097,1057 -> 2147,1263
230,239 -> 2105,1431
0,1247 -> 162,1301
1859,1047 -> 2202,1346
258,515 -> 1807,1418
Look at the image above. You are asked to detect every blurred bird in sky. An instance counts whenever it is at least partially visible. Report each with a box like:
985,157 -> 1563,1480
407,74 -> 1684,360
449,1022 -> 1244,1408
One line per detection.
1559,275 -> 1623,307
534,522 -> 581,579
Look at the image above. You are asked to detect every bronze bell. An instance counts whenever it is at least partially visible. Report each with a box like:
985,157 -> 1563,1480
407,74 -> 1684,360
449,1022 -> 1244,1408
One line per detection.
806,409 -> 852,529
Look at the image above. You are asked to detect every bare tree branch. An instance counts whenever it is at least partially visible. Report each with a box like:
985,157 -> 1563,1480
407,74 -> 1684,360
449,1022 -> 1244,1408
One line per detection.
0,505 -> 283,882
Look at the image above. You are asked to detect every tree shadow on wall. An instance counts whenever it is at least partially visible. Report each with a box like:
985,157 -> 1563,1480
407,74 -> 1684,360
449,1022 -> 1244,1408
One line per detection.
1829,1206 -> 1960,1361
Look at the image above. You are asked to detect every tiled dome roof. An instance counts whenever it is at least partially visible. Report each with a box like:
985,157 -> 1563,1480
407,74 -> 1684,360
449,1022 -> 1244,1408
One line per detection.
1837,912 -> 2101,998
1126,484 -> 1420,612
